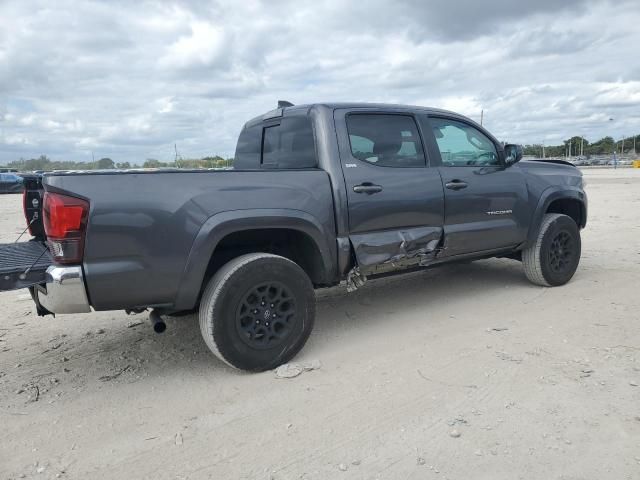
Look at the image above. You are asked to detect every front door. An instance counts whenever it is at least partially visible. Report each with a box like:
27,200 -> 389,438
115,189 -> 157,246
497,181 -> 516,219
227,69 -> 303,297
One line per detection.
335,109 -> 445,269
420,115 -> 529,257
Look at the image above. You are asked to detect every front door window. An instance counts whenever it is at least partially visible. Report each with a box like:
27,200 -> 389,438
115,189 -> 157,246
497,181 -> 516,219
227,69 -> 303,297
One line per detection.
430,118 -> 500,167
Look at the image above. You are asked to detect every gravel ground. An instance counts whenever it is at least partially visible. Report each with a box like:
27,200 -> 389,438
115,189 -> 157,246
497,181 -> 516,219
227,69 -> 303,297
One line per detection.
1,168 -> 639,480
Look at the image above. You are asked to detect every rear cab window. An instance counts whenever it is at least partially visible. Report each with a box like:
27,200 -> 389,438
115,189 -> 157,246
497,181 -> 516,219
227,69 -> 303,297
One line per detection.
346,114 -> 426,167
234,115 -> 317,170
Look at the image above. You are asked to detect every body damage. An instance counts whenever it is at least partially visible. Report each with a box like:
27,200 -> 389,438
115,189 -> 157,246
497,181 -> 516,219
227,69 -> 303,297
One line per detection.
349,226 -> 442,269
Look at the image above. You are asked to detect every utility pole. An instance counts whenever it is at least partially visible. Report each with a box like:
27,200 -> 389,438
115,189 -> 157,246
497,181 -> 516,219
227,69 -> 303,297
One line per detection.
580,136 -> 584,157
480,109 -> 484,126
542,141 -> 545,159
620,135 -> 624,155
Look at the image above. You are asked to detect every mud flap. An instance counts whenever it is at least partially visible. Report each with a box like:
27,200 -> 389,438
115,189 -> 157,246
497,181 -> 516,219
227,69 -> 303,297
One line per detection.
349,226 -> 442,269
0,241 -> 51,292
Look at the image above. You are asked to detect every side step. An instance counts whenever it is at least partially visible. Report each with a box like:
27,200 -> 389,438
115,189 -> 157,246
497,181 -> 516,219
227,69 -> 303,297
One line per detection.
0,241 -> 52,291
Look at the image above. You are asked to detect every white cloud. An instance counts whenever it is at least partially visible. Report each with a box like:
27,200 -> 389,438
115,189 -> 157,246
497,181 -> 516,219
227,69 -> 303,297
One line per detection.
159,20 -> 227,70
0,0 -> 639,164
156,97 -> 175,114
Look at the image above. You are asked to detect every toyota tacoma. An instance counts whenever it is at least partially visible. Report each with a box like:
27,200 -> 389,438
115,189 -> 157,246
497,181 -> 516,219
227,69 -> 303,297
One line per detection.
0,102 -> 587,371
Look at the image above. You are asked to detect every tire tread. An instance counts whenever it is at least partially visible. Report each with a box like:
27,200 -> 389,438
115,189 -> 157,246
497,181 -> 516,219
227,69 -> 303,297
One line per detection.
199,253 -> 282,367
198,253 -> 312,370
522,213 -> 567,287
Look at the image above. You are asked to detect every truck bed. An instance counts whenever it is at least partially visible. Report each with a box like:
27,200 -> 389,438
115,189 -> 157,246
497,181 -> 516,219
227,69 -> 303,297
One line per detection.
42,168 -> 337,310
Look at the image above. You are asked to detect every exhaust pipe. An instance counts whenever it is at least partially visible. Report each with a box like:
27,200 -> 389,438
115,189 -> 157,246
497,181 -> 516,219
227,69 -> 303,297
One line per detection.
149,310 -> 166,334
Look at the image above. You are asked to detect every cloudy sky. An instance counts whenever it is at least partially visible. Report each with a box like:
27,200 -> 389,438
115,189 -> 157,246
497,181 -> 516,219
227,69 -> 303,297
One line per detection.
1,0 -> 639,164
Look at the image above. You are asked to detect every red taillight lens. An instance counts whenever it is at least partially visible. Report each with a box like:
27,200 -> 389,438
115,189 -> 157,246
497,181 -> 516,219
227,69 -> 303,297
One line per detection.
43,192 -> 89,264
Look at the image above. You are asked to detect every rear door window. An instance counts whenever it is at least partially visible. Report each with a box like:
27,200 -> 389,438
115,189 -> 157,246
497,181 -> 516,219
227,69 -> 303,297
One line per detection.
346,114 -> 426,167
234,116 -> 317,170
234,124 -> 262,169
261,117 -> 316,169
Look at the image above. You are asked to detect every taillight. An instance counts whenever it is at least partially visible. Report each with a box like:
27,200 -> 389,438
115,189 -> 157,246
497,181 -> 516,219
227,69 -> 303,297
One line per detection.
43,192 -> 89,264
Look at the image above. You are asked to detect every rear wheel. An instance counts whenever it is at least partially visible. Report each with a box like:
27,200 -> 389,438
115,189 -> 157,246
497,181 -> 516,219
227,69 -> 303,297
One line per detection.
522,213 -> 581,287
199,253 -> 315,371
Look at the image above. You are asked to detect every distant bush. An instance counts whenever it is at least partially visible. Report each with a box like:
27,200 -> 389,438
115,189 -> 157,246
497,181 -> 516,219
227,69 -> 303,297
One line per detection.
3,154 -> 234,172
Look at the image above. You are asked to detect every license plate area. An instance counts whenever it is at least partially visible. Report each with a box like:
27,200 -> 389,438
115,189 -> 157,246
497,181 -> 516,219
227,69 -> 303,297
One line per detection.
0,241 -> 52,291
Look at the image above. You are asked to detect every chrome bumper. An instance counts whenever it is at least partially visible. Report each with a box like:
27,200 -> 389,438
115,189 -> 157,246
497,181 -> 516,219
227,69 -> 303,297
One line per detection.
36,265 -> 91,314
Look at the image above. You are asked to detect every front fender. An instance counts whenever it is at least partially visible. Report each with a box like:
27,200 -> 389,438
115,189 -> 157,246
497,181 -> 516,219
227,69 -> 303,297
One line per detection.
173,208 -> 336,310
525,186 -> 587,247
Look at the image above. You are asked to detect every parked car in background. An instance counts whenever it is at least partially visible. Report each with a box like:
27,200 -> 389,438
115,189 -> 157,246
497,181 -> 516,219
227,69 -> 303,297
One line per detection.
571,157 -> 588,166
0,173 -> 23,193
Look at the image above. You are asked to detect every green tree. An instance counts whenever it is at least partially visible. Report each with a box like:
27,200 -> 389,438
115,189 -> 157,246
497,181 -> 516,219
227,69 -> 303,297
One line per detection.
96,157 -> 115,169
143,158 -> 170,168
564,136 -> 588,157
523,144 -> 544,157
587,136 -> 615,155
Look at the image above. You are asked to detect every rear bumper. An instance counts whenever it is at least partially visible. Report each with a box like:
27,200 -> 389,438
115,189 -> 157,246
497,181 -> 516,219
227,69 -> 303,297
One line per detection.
36,265 -> 91,314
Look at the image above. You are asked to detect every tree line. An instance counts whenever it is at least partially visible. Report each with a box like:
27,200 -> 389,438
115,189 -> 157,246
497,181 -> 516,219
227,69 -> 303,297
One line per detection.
2,155 -> 234,172
522,134 -> 639,158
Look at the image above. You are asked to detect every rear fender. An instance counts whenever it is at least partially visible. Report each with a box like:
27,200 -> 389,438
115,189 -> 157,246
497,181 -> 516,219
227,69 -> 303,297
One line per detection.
173,209 -> 336,310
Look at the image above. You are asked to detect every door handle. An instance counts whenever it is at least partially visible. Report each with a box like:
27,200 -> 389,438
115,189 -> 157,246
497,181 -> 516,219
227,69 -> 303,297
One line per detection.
445,180 -> 468,190
353,183 -> 383,194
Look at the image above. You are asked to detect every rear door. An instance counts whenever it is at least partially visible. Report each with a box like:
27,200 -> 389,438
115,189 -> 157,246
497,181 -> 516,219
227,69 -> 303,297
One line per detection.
335,109 -> 444,269
420,115 -> 529,257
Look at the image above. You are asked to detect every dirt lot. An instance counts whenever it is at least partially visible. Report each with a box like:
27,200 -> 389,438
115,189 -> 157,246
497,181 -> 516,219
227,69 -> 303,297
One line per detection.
1,168 -> 639,480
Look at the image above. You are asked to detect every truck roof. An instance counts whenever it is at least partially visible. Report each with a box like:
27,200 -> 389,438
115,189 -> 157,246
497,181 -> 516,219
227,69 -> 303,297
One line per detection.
245,102 -> 468,127
287,102 -> 456,113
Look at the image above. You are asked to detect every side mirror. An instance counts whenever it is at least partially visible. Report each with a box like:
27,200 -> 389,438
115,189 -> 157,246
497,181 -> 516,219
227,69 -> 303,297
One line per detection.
504,144 -> 523,166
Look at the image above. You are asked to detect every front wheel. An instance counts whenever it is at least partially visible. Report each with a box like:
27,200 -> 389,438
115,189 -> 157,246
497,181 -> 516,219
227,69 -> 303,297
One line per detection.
522,213 -> 581,287
199,253 -> 315,371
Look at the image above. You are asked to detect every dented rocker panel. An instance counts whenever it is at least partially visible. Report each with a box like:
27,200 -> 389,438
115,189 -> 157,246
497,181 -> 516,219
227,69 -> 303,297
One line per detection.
349,226 -> 442,269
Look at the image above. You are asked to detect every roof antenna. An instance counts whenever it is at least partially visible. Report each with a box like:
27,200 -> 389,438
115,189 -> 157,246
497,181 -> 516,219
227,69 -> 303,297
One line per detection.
278,100 -> 294,108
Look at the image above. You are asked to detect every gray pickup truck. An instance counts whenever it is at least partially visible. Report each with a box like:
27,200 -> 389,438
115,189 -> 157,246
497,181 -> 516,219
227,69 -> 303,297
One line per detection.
0,102 -> 587,371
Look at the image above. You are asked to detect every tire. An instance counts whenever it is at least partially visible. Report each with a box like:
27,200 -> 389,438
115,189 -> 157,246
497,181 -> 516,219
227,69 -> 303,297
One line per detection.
199,253 -> 315,371
522,213 -> 581,287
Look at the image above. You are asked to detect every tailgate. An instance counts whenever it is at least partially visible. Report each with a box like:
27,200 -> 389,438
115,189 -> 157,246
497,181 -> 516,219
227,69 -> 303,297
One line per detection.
0,241 -> 52,291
